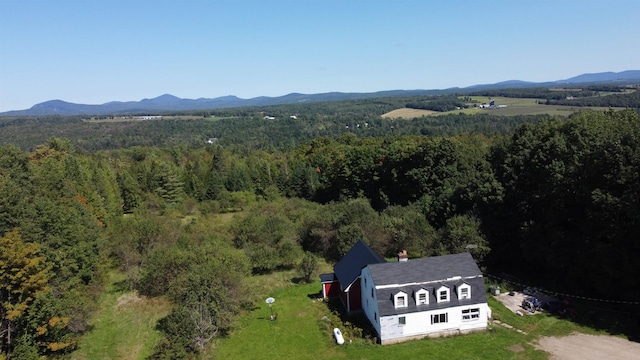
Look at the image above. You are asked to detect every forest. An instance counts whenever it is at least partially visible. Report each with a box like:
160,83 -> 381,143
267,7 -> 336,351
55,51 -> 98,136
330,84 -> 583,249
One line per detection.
1,92 -> 639,358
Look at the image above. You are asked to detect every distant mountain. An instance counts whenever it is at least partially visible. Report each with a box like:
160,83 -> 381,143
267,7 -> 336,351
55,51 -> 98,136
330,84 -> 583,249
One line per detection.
2,71 -> 639,116
465,80 -> 538,90
556,70 -> 640,84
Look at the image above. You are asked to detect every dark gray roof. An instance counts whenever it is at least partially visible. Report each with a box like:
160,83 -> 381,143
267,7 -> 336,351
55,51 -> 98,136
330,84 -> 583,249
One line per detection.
375,276 -> 487,317
319,273 -> 337,283
366,252 -> 486,317
368,252 -> 482,286
334,240 -> 386,291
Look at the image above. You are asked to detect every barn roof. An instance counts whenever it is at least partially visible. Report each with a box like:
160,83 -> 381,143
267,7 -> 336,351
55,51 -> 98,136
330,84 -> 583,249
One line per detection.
334,240 -> 386,291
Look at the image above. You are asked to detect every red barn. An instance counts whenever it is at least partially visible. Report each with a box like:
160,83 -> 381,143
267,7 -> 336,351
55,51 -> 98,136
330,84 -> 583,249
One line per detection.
319,240 -> 386,313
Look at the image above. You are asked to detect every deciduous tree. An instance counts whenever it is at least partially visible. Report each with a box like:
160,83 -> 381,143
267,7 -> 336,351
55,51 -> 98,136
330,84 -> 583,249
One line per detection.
0,229 -> 51,359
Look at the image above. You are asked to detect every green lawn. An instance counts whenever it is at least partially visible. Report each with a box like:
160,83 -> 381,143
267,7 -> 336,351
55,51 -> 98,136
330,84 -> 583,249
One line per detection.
69,269 -> 604,360
214,282 -> 338,359
213,279 -> 600,360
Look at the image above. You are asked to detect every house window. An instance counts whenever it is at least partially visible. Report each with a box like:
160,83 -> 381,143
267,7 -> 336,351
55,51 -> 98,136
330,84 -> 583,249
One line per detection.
394,291 -> 408,308
398,316 -> 406,326
439,290 -> 448,302
462,308 -> 480,321
431,313 -> 448,324
460,287 -> 469,299
418,293 -> 427,305
416,289 -> 429,306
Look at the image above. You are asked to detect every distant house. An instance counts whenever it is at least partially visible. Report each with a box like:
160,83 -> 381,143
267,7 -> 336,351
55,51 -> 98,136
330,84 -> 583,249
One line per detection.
321,242 -> 489,344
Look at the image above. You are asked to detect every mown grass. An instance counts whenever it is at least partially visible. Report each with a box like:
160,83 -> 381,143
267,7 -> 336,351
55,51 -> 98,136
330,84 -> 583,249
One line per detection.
214,281 -> 335,360
69,272 -> 171,360
212,276 -> 602,360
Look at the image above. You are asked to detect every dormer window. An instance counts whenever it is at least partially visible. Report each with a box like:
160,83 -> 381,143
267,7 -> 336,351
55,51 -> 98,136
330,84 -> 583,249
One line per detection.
394,291 -> 408,308
415,289 -> 429,306
436,285 -> 450,303
457,283 -> 471,300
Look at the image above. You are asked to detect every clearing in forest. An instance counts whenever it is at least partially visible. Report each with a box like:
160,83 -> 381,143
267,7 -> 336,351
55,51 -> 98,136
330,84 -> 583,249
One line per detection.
381,108 -> 439,119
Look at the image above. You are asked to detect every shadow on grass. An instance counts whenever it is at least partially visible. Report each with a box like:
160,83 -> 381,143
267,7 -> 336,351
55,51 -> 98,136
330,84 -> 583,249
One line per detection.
307,291 -> 323,300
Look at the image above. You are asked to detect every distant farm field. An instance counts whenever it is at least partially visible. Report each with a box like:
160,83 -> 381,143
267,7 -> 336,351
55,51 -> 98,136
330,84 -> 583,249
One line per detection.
382,108 -> 439,119
382,96 -> 624,118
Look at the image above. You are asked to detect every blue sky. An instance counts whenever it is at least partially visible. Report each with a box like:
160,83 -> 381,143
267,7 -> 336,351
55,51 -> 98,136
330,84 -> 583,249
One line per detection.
1,0 -> 638,112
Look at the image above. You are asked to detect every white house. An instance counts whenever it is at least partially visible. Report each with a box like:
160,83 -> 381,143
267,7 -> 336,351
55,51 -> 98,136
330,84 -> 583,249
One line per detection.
359,252 -> 488,344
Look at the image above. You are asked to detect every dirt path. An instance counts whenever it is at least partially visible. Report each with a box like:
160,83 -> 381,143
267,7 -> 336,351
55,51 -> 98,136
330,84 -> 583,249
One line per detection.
535,333 -> 640,360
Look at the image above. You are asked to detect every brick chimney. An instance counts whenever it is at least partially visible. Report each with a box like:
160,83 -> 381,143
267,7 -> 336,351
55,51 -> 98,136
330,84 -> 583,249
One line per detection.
398,250 -> 408,262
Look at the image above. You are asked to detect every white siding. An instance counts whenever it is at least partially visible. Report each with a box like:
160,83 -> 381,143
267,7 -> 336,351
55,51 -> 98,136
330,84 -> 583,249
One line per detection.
378,304 -> 488,343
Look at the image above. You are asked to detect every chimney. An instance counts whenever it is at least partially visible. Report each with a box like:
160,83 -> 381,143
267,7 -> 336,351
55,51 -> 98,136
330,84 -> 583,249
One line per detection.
398,250 -> 408,262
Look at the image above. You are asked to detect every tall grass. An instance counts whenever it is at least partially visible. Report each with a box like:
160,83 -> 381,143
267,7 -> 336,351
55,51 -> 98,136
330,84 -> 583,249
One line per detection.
69,272 -> 171,360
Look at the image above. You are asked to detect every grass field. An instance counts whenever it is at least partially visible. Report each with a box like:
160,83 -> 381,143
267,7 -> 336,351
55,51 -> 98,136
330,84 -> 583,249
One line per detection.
213,276 -> 601,360
72,267 -> 606,360
69,272 -> 171,360
382,96 -> 623,119
381,108 -> 440,119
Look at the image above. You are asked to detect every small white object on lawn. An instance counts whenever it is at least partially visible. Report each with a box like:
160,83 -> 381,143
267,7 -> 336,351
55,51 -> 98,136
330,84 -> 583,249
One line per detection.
333,328 -> 345,345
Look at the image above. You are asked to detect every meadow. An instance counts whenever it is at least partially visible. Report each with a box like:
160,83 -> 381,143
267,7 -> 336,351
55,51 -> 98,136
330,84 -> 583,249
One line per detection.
382,96 -> 623,118
69,272 -> 171,360
71,265 -> 603,360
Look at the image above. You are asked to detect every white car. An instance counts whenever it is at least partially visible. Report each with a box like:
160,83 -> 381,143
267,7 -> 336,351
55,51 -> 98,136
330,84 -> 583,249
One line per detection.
333,328 -> 345,345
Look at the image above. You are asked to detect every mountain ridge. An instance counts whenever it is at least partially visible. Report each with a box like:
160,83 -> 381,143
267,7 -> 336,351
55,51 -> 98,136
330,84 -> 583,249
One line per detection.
3,70 -> 639,116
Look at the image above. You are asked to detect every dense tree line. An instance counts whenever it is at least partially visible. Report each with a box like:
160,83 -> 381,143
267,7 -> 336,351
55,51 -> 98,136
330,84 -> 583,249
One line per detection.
0,96 -> 550,152
1,138 -> 120,358
469,87 -> 596,99
469,87 -> 597,99
405,95 -> 469,112
544,89 -> 640,108
486,110 -> 640,301
467,86 -> 640,109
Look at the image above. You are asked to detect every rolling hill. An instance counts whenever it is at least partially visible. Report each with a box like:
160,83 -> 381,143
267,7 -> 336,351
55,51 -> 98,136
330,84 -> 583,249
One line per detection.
2,70 -> 639,116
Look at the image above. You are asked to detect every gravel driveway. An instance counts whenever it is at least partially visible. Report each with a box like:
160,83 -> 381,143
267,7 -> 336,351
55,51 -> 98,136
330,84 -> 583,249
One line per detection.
535,333 -> 640,360
494,291 -> 640,359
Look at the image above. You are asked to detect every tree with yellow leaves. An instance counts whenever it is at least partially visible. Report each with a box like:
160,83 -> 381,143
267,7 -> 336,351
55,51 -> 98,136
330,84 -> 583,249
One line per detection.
0,229 -> 51,359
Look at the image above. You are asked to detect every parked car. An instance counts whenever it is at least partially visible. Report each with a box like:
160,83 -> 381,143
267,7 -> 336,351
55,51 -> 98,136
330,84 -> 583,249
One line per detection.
522,297 -> 542,312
